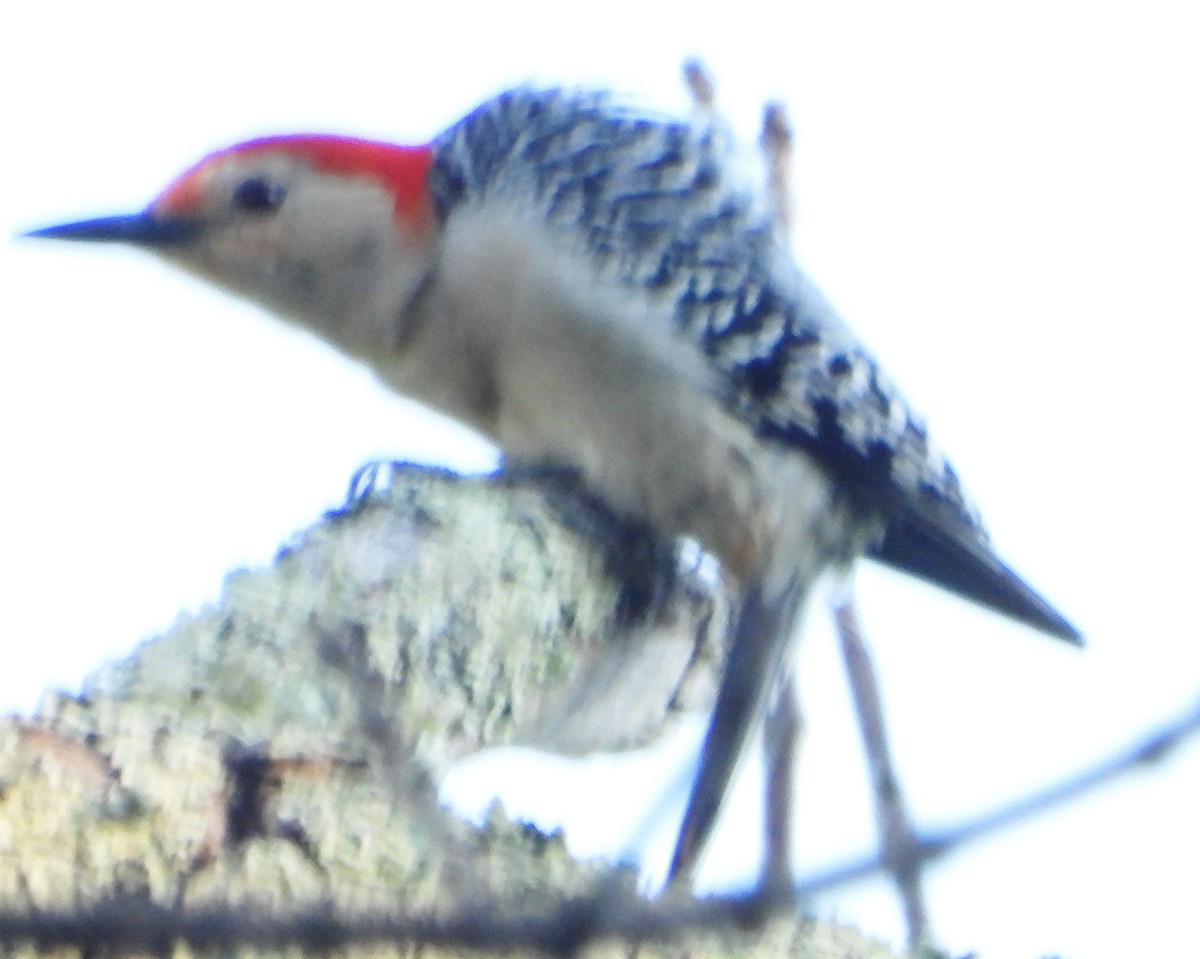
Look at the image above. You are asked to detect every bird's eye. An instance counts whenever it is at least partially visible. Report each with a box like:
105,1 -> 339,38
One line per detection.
231,176 -> 287,214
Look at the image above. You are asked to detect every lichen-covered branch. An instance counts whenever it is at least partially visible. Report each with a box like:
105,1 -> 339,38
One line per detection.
0,466 -> 895,959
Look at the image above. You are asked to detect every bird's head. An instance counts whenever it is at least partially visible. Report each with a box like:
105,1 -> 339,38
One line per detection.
24,136 -> 438,350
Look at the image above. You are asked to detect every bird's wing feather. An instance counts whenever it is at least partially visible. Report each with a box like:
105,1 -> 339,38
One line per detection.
431,88 -> 1079,642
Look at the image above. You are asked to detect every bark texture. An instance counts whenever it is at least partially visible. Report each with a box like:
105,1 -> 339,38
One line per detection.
0,465 -> 897,959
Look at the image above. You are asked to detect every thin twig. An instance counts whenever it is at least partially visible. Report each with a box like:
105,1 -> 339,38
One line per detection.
762,680 -> 802,893
834,602 -> 929,949
759,102 -> 795,244
683,59 -> 716,113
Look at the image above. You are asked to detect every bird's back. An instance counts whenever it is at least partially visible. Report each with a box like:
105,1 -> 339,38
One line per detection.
430,88 -> 1078,641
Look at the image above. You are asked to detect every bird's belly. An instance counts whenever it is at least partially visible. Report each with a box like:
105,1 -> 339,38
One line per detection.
386,206 -> 866,585
491,313 -> 856,587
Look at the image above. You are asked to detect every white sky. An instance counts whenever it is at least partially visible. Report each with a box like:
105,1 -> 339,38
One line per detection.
2,2 -> 1198,956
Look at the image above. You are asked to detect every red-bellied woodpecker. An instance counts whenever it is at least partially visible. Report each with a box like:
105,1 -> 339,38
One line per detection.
25,87 -> 1080,887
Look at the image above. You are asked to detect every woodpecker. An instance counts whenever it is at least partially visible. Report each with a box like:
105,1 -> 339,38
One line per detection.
25,87 -> 1080,886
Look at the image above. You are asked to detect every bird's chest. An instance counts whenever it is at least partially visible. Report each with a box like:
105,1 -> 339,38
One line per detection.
381,209 -> 859,583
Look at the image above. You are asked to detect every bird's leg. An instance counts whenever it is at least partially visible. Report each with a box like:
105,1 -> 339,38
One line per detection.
336,459 -> 459,515
494,459 -> 681,626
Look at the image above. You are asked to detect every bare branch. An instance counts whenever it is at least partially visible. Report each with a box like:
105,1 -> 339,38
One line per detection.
762,682 -> 802,893
759,103 -> 795,245
683,59 -> 716,113
834,602 -> 929,948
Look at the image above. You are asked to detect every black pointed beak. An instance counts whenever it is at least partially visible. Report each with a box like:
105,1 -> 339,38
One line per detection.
22,212 -> 202,246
